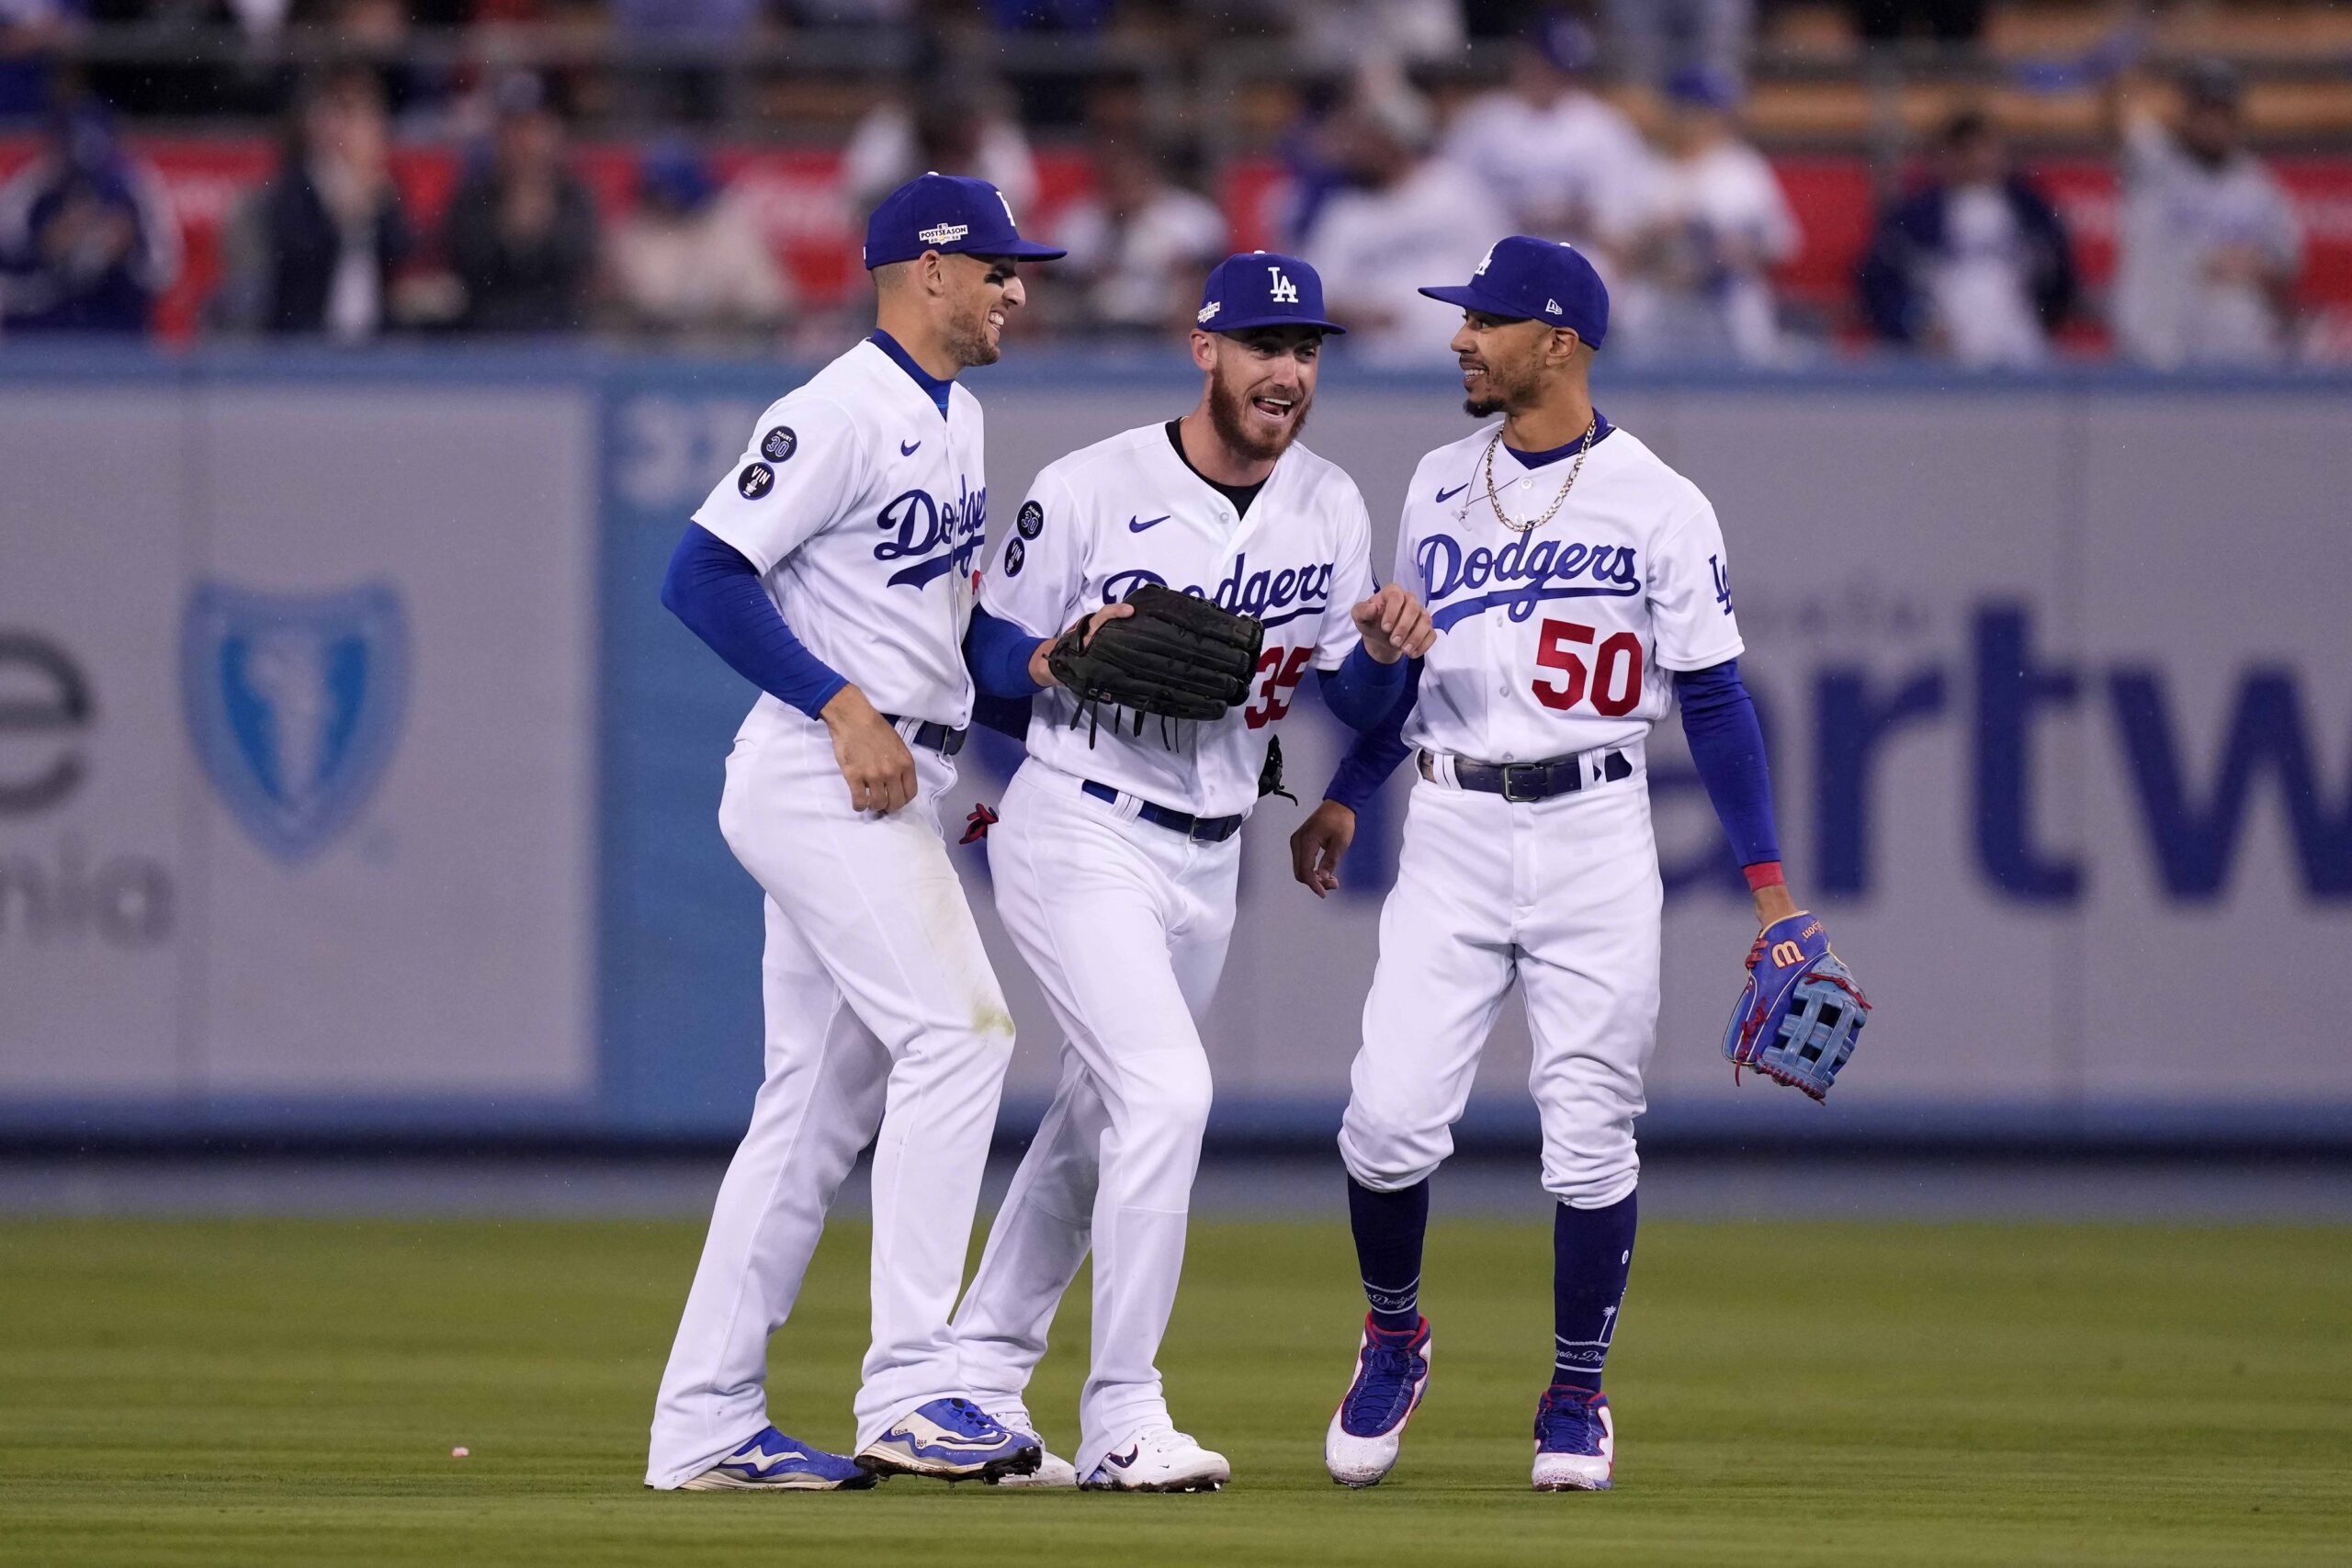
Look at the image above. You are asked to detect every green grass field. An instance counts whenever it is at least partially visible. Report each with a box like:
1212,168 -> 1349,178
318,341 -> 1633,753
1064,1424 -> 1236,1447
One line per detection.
3,1215 -> 2347,1567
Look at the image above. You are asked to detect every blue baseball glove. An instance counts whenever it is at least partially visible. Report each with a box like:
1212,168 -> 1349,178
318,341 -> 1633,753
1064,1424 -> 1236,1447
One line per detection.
1721,912 -> 1871,1101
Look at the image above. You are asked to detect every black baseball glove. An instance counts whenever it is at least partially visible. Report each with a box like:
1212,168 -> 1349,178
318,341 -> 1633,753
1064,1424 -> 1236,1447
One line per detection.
1048,583 -> 1263,728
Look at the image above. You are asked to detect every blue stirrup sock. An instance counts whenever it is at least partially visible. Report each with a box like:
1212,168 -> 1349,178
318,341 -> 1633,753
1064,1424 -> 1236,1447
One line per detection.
1347,1176 -> 1430,1336
1552,1190 -> 1638,1393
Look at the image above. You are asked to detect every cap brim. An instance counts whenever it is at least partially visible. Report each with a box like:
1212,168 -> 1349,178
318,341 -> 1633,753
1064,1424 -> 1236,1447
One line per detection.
1210,312 -> 1347,336
973,237 -> 1068,261
1417,283 -> 1527,319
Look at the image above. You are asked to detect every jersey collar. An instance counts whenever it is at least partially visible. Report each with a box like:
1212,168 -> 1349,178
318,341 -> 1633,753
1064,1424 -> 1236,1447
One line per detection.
866,330 -> 954,417
1502,408 -> 1613,469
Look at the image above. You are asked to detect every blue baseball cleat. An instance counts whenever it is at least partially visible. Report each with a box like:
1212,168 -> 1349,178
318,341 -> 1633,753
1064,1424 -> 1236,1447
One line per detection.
1531,1386 -> 1615,1491
1324,1314 -> 1432,1487
676,1426 -> 876,1491
855,1397 -> 1042,1482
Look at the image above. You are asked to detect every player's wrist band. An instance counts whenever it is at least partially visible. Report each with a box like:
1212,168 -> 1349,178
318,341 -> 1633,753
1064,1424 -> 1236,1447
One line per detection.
1743,861 -> 1786,892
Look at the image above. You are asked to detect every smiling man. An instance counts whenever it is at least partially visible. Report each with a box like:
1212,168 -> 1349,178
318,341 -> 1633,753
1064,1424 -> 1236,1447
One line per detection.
952,252 -> 1435,1492
644,173 -> 1066,1494
1291,235 -> 1852,1492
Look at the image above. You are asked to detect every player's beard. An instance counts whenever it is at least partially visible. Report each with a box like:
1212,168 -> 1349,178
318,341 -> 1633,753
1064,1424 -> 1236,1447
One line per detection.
944,300 -> 1002,368
1207,370 -> 1311,465
1462,355 -> 1536,419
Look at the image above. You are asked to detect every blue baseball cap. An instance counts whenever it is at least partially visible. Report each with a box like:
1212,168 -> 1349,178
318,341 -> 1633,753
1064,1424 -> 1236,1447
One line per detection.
1418,235 -> 1608,348
1194,251 -> 1345,335
862,172 -> 1067,269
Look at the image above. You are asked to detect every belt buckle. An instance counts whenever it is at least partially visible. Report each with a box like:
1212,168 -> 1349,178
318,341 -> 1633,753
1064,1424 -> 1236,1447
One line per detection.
1499,762 -> 1543,804
1187,817 -> 1221,843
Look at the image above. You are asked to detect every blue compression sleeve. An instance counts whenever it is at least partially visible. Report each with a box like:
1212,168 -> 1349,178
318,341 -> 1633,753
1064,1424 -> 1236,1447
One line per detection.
964,604 -> 1046,699
661,524 -> 848,719
1674,659 -> 1781,868
1316,642 -> 1410,733
1323,658 -> 1421,812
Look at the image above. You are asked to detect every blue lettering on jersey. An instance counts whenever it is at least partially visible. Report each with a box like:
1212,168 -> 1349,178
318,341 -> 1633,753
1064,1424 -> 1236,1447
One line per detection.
874,475 -> 988,589
1417,532 -> 1640,631
1101,549 -> 1336,630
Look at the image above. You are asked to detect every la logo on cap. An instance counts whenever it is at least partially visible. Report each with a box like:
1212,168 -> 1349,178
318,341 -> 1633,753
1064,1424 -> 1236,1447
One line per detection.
1267,265 -> 1299,304
1474,245 -> 1495,276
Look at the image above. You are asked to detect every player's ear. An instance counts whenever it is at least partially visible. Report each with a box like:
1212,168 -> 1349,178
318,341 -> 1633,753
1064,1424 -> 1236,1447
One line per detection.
1188,329 -> 1217,373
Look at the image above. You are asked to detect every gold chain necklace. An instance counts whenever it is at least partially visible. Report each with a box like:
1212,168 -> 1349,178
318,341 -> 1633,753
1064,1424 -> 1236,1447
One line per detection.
1480,415 -> 1598,535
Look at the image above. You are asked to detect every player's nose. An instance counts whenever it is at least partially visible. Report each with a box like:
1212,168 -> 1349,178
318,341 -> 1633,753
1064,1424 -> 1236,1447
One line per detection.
1449,321 -> 1477,356
999,275 -> 1027,310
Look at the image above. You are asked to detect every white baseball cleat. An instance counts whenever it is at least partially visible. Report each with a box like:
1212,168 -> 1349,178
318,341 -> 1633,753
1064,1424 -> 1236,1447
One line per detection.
1324,1314 -> 1432,1488
982,1405 -> 1079,1489
1530,1386 -> 1614,1491
1078,1426 -> 1230,1493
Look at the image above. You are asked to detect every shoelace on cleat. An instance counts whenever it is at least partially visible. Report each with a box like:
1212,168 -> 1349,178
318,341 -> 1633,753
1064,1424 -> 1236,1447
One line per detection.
1532,1391 -> 1605,1454
1340,1337 -> 1426,1431
936,1397 -> 1002,1438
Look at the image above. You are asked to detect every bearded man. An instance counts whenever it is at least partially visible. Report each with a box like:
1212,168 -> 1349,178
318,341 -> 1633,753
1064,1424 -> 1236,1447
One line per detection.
951,251 -> 1436,1492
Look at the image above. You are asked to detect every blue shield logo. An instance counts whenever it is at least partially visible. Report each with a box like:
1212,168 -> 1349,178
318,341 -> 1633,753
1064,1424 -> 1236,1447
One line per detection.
181,581 -> 409,863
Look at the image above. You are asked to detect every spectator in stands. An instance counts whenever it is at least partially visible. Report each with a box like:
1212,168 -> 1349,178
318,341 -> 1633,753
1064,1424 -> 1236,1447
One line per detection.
441,72 -> 597,334
607,138 -> 791,344
0,101 -> 178,333
1602,0 -> 1751,91
1442,10 -> 1650,265
1300,73 -> 1508,367
842,71 -> 1039,224
2113,61 -> 2302,368
1611,65 -> 1796,363
1054,140 -> 1227,339
0,0 -> 81,123
1856,109 -> 2076,367
214,65 -> 413,340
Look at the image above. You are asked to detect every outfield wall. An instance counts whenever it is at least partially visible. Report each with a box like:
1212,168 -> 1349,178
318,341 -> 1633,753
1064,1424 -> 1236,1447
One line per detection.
3,350 -> 2347,1146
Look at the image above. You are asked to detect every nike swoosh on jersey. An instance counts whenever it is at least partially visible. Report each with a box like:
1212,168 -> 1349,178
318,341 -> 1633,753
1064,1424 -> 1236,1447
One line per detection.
1435,483 -> 1468,503
1128,514 -> 1171,533
900,439 -> 922,456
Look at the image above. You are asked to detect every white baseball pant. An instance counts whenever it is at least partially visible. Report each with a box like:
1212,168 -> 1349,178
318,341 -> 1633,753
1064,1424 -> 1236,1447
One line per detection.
1339,756 -> 1662,1211
952,759 -> 1238,1476
645,709 -> 1016,1488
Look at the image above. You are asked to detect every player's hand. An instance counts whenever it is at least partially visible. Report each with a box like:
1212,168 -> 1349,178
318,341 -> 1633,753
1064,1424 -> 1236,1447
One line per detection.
820,684 -> 919,814
1351,584 -> 1436,664
1030,601 -> 1135,688
1289,799 -> 1357,898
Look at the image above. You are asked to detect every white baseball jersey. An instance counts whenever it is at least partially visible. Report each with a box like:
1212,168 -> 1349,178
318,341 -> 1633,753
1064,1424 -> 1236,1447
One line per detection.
2113,118 -> 2303,367
1442,87 -> 1654,249
982,422 -> 1378,818
1399,419 -> 1742,764
692,337 -> 986,731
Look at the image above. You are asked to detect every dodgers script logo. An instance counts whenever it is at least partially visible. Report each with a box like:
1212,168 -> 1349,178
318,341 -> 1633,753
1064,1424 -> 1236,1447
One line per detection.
1102,549 -> 1335,629
1417,532 -> 1641,630
873,477 -> 988,589
181,582 -> 408,863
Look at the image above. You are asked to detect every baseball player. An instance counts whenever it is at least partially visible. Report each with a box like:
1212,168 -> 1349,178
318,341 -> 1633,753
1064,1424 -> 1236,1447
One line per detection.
1290,236 -> 1860,1491
642,174 -> 1065,1493
950,253 -> 1437,1491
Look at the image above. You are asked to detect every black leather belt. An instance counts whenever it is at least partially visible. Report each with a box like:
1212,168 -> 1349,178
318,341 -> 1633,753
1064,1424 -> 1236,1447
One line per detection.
882,714 -> 968,757
1082,780 -> 1245,842
1420,747 -> 1631,803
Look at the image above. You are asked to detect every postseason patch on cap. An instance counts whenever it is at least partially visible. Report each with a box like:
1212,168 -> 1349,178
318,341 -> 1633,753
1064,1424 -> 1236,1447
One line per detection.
918,223 -> 969,246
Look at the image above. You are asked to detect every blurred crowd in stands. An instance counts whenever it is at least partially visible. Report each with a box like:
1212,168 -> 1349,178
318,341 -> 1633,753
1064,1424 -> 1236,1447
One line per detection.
0,1 -> 2328,367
